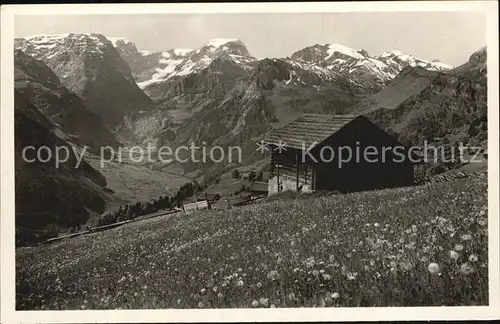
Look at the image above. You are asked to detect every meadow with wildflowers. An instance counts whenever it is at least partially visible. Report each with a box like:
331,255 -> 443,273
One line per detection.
16,177 -> 488,309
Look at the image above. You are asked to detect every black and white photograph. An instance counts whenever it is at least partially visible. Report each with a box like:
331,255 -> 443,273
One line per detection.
1,1 -> 499,323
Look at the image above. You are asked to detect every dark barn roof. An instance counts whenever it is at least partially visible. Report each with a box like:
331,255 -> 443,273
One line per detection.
264,114 -> 358,150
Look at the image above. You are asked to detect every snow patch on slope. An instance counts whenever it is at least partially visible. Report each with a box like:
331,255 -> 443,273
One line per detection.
326,43 -> 366,60
107,37 -> 133,47
205,38 -> 240,48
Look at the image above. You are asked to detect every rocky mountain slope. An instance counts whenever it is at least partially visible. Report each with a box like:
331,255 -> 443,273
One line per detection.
15,91 -> 113,245
14,49 -> 119,149
107,37 -> 154,78
365,47 -> 487,172
15,33 -> 156,126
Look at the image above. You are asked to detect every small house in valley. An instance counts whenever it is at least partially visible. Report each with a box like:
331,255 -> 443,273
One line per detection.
249,181 -> 269,197
263,114 -> 414,194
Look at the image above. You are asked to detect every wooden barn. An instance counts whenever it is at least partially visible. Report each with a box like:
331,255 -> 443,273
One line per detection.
263,114 -> 414,194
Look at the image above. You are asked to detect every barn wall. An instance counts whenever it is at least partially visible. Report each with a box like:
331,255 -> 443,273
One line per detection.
311,117 -> 414,192
268,116 -> 414,193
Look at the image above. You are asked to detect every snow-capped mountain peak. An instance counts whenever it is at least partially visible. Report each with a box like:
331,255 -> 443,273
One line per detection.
16,33 -> 118,59
290,43 -> 452,85
132,38 -> 254,88
376,50 -> 453,71
380,50 -> 404,58
205,38 -> 240,47
107,36 -> 134,47
325,43 -> 368,60
195,38 -> 250,57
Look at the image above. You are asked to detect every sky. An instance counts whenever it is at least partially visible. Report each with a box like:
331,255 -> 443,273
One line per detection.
15,12 -> 486,67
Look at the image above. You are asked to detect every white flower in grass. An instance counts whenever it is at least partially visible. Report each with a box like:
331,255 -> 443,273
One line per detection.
455,244 -> 464,251
400,261 -> 413,271
460,263 -> 475,274
237,280 -> 244,287
346,272 -> 358,280
251,300 -> 259,307
331,292 -> 340,299
259,297 -> 270,307
427,262 -> 440,274
469,254 -> 479,262
267,270 -> 279,281
461,234 -> 472,241
449,250 -> 460,260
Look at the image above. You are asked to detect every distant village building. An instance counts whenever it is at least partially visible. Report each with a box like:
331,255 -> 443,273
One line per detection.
249,181 -> 269,197
263,114 -> 414,194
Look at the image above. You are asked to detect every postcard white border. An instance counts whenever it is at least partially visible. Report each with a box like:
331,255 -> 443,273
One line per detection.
1,1 -> 499,323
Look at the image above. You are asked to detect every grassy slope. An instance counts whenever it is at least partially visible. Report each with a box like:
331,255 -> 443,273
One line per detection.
16,177 -> 487,309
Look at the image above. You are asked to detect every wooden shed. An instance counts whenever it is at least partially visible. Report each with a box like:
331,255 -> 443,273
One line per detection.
263,114 -> 414,194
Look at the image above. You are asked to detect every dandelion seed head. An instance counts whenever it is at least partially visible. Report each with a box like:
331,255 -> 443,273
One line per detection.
427,262 -> 440,274
449,250 -> 460,260
461,234 -> 472,241
469,254 -> 479,262
267,270 -> 279,281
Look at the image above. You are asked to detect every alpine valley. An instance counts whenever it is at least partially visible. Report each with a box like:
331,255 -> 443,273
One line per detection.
13,33 -> 487,241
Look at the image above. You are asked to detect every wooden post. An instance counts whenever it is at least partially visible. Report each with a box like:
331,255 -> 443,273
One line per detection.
276,156 -> 280,192
305,165 -> 308,186
312,164 -> 316,190
295,155 -> 298,189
